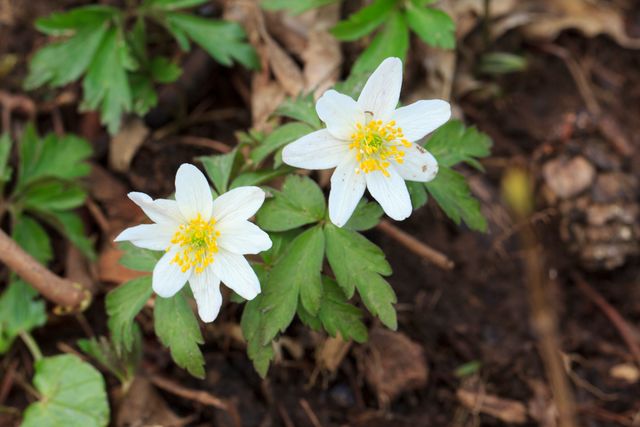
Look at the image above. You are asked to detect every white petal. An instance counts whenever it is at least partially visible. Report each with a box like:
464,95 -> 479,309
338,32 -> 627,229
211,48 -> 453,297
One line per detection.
391,99 -> 451,142
216,220 -> 272,255
152,249 -> 191,298
212,186 -> 265,223
212,249 -> 260,300
316,90 -> 364,140
329,156 -> 366,227
114,224 -> 174,250
189,267 -> 222,323
175,163 -> 213,221
282,129 -> 350,170
127,192 -> 184,225
357,57 -> 403,122
365,166 -> 412,221
394,143 -> 439,182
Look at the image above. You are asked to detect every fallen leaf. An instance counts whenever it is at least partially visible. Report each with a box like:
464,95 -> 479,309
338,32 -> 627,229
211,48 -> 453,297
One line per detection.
609,363 -> 640,384
457,388 -> 528,424
316,335 -> 351,374
109,118 -> 149,174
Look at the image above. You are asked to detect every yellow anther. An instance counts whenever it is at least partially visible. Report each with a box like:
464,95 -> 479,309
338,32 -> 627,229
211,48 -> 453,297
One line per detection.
168,213 -> 219,274
349,118 -> 407,175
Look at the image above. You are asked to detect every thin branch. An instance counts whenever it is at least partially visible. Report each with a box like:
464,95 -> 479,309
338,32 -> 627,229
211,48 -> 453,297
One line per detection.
376,220 -> 454,270
0,228 -> 90,311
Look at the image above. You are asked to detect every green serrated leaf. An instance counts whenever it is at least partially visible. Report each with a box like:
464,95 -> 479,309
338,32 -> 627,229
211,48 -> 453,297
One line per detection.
0,280 -> 46,354
318,277 -> 368,342
21,355 -> 110,427
257,175 -> 326,232
117,242 -> 162,272
344,198 -> 383,231
34,6 -> 118,35
261,0 -> 337,15
425,166 -> 487,231
406,180 -> 428,209
296,303 -> 322,331
21,180 -> 87,212
352,11 -> 409,75
36,210 -> 96,260
0,133 -> 12,184
144,0 -> 209,11
12,215 -> 52,264
78,332 -> 141,386
150,56 -> 182,83
331,0 -> 396,41
240,296 -> 275,377
258,226 -> 325,344
260,229 -> 300,266
405,3 -> 456,49
230,167 -> 291,189
275,94 -> 321,128
106,276 -> 153,353
129,73 -> 158,115
82,27 -> 133,134
251,122 -> 314,164
199,149 -> 237,194
154,289 -> 205,378
164,13 -> 259,69
426,120 -> 492,170
325,225 -> 396,329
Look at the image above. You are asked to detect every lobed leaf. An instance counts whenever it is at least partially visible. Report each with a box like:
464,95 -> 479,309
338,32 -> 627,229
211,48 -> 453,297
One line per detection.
426,120 -> 492,170
275,94 -> 321,128
405,3 -> 456,49
12,215 -> 52,265
331,0 -> 396,41
0,280 -> 46,354
352,11 -> 409,74
199,149 -> 237,194
261,0 -> 337,15
344,198 -> 384,231
251,122 -> 314,165
106,276 -> 153,353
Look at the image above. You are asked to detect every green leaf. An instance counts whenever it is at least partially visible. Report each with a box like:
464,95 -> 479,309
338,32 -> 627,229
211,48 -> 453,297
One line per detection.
331,0 -> 396,41
407,180 -> 428,209
12,215 -> 52,264
324,224 -> 396,329
405,3 -> 456,49
426,120 -> 492,170
258,226 -> 325,343
25,10 -> 113,89
251,122 -> 313,164
82,27 -> 133,134
259,229 -> 300,266
0,280 -> 46,354
106,276 -> 153,353
352,11 -> 409,74
117,242 -> 162,272
0,133 -> 12,184
36,210 -> 96,260
154,289 -> 205,378
318,277 -> 367,342
478,52 -> 528,75
344,198 -> 383,231
240,297 -> 274,377
275,94 -> 321,128
34,6 -> 118,35
16,126 -> 92,190
150,56 -> 182,83
425,166 -> 487,231
257,175 -> 326,232
21,355 -> 110,427
21,180 -> 86,212
261,0 -> 336,15
129,73 -> 158,115
199,149 -> 237,194
164,13 -> 259,69
144,0 -> 208,11
230,167 -> 291,189
296,303 -> 322,331
78,332 -> 141,386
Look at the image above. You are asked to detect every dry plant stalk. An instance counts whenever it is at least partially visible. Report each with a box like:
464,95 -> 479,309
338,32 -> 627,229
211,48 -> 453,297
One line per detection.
0,227 -> 90,311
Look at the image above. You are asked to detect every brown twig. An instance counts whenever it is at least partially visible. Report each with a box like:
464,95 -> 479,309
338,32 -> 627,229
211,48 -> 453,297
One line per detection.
299,398 -> 323,427
376,220 -> 454,270
572,272 -> 640,367
148,374 -> 242,427
0,228 -> 90,311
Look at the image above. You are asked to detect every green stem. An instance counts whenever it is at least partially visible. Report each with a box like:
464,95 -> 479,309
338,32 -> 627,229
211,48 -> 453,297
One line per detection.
19,331 -> 43,363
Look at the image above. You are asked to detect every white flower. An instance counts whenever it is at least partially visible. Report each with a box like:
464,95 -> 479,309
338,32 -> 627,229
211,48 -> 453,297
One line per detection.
282,57 -> 451,226
115,164 -> 272,323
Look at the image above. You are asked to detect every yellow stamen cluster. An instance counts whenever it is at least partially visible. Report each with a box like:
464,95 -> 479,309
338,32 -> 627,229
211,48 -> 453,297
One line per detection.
349,119 -> 410,177
169,214 -> 220,274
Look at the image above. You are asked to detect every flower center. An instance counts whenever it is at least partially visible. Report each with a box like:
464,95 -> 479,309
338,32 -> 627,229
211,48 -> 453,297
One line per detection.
349,119 -> 410,177
169,214 -> 220,274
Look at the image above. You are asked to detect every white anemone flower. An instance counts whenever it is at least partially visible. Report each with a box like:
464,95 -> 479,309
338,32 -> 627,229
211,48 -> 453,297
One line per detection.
115,164 -> 272,323
282,57 -> 451,226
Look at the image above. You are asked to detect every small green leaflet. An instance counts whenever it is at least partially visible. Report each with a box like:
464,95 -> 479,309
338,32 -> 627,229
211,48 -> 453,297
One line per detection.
406,180 -> 428,209
405,2 -> 456,49
230,167 -> 291,189
344,198 -> 383,231
106,276 -> 153,353
425,120 -> 492,170
154,289 -> 206,378
12,215 -> 52,265
199,148 -> 238,194
331,0 -> 396,41
352,11 -> 409,75
0,133 -> 12,184
0,280 -> 46,354
78,332 -> 141,386
257,175 -> 326,231
317,277 -> 367,343
275,94 -> 321,128
143,0 -> 209,11
241,297 -> 274,378
251,122 -> 314,165
117,242 -> 162,272
34,210 -> 96,260
21,355 -> 110,427
261,0 -> 337,15
324,224 -> 397,329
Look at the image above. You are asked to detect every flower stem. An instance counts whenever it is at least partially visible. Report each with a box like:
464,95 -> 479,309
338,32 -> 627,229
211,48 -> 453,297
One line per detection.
19,331 -> 43,363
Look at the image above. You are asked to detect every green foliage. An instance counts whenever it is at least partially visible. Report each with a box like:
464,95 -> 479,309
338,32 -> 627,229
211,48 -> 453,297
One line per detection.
344,198 -> 384,231
352,11 -> 409,74
25,2 -> 257,134
257,175 -> 326,231
0,280 -> 46,353
21,355 -> 110,427
250,122 -> 314,165
106,276 -> 153,353
422,120 -> 492,231
275,94 -> 322,128
331,0 -> 396,41
478,52 -> 528,75
78,331 -> 141,387
405,2 -> 456,49
315,277 -> 367,342
154,289 -> 205,378
261,0 -> 337,15
0,133 -> 12,187
117,241 -> 162,272
199,148 -> 238,194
